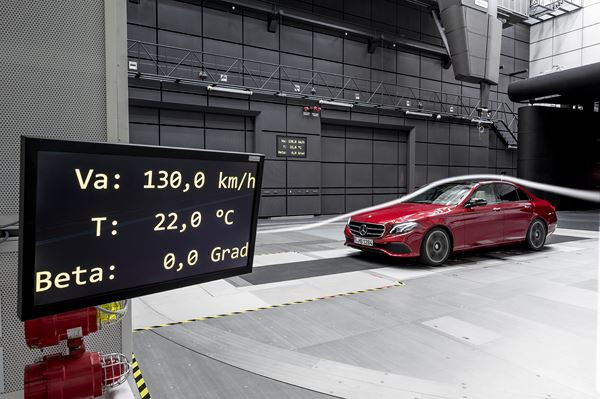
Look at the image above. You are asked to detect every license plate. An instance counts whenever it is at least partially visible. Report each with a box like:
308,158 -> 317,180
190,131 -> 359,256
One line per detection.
354,237 -> 373,246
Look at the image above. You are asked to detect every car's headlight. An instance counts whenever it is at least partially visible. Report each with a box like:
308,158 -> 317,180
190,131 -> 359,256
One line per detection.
389,222 -> 418,235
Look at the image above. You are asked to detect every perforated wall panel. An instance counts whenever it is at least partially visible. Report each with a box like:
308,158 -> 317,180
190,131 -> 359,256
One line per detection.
0,0 -> 123,393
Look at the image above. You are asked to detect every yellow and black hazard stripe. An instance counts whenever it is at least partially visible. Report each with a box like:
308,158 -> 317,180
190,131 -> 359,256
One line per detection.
134,281 -> 405,332
131,353 -> 151,399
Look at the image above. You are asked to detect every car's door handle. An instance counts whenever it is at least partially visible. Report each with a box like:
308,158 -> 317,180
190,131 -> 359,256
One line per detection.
493,207 -> 501,211
523,204 -> 532,208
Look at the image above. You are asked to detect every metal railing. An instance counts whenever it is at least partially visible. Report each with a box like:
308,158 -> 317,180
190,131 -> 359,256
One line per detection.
127,40 -> 519,146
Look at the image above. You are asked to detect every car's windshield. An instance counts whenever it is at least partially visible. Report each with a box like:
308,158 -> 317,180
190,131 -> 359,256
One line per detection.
404,183 -> 474,205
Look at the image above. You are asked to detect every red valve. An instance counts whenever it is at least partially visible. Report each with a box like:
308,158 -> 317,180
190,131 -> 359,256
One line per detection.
25,308 -> 98,349
25,351 -> 104,399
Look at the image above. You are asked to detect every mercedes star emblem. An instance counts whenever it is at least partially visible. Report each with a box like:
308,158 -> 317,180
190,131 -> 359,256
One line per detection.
359,224 -> 368,236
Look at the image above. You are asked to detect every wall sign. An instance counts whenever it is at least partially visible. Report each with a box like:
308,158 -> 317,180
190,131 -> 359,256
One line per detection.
276,136 -> 307,158
18,137 -> 264,320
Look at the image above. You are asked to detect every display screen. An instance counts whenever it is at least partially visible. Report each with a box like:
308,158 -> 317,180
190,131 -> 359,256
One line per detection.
276,136 -> 306,158
18,137 -> 264,320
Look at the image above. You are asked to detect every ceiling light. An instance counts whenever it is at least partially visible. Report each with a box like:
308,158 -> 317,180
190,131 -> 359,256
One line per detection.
405,110 -> 433,117
207,86 -> 253,95
319,100 -> 354,108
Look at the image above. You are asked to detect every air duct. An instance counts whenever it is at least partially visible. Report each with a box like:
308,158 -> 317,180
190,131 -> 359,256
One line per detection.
437,0 -> 502,108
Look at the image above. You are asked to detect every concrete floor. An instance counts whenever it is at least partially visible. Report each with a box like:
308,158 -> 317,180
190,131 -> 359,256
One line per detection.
131,211 -> 599,399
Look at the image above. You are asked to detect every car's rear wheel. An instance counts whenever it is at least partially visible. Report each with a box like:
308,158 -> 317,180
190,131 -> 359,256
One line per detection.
420,228 -> 451,266
526,219 -> 547,251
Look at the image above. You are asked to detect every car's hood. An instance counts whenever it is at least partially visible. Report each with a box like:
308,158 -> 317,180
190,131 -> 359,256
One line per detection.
351,203 -> 453,224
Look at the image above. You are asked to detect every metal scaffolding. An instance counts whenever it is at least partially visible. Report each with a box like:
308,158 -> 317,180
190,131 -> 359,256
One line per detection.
127,40 -> 519,147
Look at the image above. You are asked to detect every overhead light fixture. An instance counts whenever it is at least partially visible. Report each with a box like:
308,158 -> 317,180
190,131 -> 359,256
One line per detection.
207,86 -> 253,95
319,100 -> 354,108
405,110 -> 433,117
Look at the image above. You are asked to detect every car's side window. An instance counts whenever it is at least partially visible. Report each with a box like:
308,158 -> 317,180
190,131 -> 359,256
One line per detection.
470,184 -> 499,204
496,183 -> 521,202
517,188 -> 530,201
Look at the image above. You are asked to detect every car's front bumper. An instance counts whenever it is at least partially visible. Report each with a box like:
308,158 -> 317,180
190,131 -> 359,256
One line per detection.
344,225 -> 422,257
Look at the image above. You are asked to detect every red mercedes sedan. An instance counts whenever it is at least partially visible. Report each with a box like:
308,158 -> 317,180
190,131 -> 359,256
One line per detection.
344,180 -> 557,266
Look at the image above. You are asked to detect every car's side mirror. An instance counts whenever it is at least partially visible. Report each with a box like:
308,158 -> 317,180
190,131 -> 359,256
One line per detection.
465,198 -> 487,208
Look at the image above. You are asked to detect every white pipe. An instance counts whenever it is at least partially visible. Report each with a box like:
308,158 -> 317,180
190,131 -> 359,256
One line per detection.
207,86 -> 253,95
257,174 -> 600,235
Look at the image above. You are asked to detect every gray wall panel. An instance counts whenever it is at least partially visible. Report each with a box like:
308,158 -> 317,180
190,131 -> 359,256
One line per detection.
346,139 -> 373,163
427,165 -> 449,182
345,126 -> 372,139
203,7 -> 242,43
322,163 -> 345,187
288,195 -> 321,215
373,165 -> 398,187
415,142 -> 427,164
345,164 -> 372,187
287,161 -> 321,187
205,128 -> 245,151
160,126 -> 204,148
322,137 -> 345,162
259,196 -> 286,217
128,0 -> 156,27
427,122 -> 449,143
130,123 -> 159,144
205,113 -> 245,130
415,165 -> 427,186
252,101 -> 286,132
321,124 -> 346,137
346,195 -> 372,212
129,106 -> 158,124
469,146 -> 489,167
344,39 -> 369,67
427,143 -> 449,165
161,109 -> 204,127
398,165 -> 407,187
263,160 -> 286,188
244,16 -> 278,50
314,32 -> 343,62
322,195 -> 345,214
281,25 -> 312,56
158,29 -> 202,51
449,123 -> 470,145
158,0 -> 202,35
373,141 -> 398,164
449,145 -> 469,166
256,130 -> 280,159
371,47 -> 397,72
287,106 -> 320,134
398,141 -> 408,164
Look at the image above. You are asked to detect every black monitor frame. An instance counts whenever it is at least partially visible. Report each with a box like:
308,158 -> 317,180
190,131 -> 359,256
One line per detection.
18,136 -> 264,320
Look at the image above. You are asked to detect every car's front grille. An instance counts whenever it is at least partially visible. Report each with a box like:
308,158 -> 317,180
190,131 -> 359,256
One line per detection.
348,221 -> 385,238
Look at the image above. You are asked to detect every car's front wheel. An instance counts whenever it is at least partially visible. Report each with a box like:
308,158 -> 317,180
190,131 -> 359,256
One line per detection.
420,228 -> 451,266
526,219 -> 547,251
